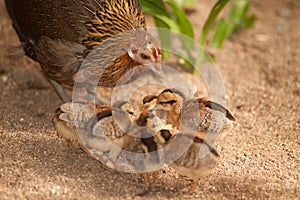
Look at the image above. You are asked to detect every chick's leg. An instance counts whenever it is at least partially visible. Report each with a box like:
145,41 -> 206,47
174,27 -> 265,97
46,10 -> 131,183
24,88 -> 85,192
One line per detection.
137,173 -> 152,196
190,178 -> 200,193
141,173 -> 150,188
180,178 -> 200,194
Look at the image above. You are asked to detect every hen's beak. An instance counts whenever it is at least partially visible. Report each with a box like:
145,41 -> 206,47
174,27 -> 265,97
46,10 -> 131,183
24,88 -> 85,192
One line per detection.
150,63 -> 164,81
149,47 -> 164,81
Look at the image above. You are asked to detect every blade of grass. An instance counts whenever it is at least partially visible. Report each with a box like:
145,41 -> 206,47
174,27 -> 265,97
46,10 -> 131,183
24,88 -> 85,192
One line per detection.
140,0 -> 178,30
139,0 -> 169,16
140,0 -> 195,66
165,0 -> 194,40
200,0 -> 230,47
165,0 -> 195,64
244,14 -> 256,28
210,19 -> 232,48
209,0 -> 256,49
229,0 -> 249,32
174,0 -> 197,7
153,18 -> 172,58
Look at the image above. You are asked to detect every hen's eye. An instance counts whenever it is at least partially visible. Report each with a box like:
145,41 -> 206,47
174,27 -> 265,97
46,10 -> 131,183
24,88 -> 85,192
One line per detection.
140,53 -> 151,59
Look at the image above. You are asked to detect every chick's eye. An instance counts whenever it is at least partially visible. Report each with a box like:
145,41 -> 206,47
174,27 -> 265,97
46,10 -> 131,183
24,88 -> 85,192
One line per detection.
127,110 -> 134,115
159,100 -> 177,105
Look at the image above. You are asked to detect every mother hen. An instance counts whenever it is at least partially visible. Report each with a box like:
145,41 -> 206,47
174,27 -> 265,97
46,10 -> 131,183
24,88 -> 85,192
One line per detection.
5,0 -> 162,102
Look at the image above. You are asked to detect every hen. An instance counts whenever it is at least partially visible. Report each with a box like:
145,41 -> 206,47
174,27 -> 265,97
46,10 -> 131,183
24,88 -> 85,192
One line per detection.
5,0 -> 162,102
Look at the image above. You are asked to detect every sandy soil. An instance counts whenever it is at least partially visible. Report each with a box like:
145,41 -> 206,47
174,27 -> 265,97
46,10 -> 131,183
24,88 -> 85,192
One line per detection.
0,0 -> 299,199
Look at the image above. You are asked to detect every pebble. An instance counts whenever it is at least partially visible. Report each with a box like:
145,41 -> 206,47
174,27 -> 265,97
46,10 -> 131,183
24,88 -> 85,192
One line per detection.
1,74 -> 8,82
277,7 -> 291,18
276,23 -> 289,33
255,34 -> 271,42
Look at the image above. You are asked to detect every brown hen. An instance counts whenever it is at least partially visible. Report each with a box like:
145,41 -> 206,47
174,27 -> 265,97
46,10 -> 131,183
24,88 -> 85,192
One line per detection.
5,0 -> 162,102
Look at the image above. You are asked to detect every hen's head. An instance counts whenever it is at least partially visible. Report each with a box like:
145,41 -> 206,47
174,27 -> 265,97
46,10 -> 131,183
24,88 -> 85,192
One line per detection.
125,29 -> 163,79
81,0 -> 163,87
127,33 -> 162,65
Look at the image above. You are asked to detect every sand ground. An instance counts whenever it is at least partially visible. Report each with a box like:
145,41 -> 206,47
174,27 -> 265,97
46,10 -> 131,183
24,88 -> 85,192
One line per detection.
0,0 -> 299,199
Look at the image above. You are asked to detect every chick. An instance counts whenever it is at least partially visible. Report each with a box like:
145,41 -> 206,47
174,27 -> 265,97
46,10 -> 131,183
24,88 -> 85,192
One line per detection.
53,101 -> 110,148
155,88 -> 235,141
140,95 -> 157,112
166,133 -> 220,193
140,94 -> 176,145
135,106 -> 219,193
79,101 -> 136,167
123,111 -> 165,186
54,100 -> 165,187
181,97 -> 236,141
143,89 -> 234,192
53,100 -> 135,166
156,89 -> 186,127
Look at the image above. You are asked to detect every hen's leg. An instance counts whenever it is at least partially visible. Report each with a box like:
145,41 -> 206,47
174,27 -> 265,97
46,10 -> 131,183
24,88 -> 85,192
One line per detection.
49,79 -> 70,102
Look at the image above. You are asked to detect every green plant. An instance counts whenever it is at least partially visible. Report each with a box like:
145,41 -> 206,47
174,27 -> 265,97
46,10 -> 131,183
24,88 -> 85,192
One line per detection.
210,0 -> 256,48
194,0 -> 230,71
197,0 -> 255,71
140,0 -> 255,70
139,0 -> 194,62
200,0 -> 230,47
174,0 -> 197,7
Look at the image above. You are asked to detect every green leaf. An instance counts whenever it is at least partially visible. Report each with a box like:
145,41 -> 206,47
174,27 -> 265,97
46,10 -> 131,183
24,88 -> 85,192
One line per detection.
139,0 -> 169,16
206,0 -> 256,49
174,0 -> 197,7
229,0 -> 249,32
210,19 -> 233,48
244,14 -> 256,28
140,0 -> 181,33
153,18 -> 172,58
165,0 -> 194,39
165,0 -> 195,61
200,0 -> 230,46
140,0 -> 195,66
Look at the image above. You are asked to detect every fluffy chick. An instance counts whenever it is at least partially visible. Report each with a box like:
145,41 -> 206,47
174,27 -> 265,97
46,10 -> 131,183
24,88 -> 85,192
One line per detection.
181,97 -> 236,141
53,101 -> 110,148
156,89 -> 186,127
166,133 -> 220,193
53,100 -> 135,164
